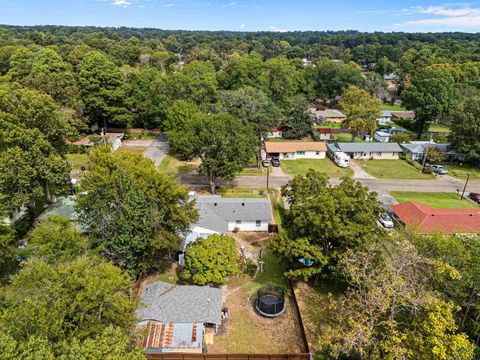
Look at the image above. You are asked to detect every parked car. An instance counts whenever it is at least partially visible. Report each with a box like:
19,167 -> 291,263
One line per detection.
271,157 -> 280,167
468,192 -> 480,205
262,159 -> 270,168
379,213 -> 394,228
431,164 -> 448,175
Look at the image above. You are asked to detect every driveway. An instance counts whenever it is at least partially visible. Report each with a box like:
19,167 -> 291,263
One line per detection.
142,133 -> 169,166
350,160 -> 376,179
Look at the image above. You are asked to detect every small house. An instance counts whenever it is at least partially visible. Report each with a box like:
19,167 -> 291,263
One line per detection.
384,73 -> 399,90
265,126 -> 283,138
309,107 -> 346,123
391,111 -> 415,122
265,141 -> 327,160
316,128 -> 338,140
336,142 -> 403,159
373,131 -> 391,143
377,110 -> 392,125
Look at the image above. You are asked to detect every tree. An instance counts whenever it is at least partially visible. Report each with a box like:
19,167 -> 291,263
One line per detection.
181,234 -> 239,285
449,97 -> 480,163
217,86 -> 280,137
374,56 -> 395,76
340,85 -> 380,141
163,99 -> 202,133
271,171 -> 383,280
426,146 -> 444,164
76,147 -> 197,276
321,235 -> 475,359
363,72 -> 386,96
168,113 -> 257,194
280,95 -> 313,139
309,59 -> 364,100
28,216 -> 89,263
77,51 -> 132,127
0,257 -> 136,343
401,67 -> 459,135
390,133 -> 411,143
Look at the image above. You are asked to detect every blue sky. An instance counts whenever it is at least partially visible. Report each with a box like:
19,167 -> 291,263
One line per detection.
1,0 -> 480,32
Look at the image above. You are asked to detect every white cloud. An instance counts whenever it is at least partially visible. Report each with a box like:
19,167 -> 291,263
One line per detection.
222,2 -> 236,8
112,0 -> 131,7
268,26 -> 289,33
164,3 -> 175,7
397,4 -> 480,27
240,23 -> 245,28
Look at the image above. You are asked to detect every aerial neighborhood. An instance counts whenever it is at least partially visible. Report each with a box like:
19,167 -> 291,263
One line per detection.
1,6 -> 480,360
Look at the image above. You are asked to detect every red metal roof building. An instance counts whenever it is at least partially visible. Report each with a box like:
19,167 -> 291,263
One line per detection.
391,201 -> 480,234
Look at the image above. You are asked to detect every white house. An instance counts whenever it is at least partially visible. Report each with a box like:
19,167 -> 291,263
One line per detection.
265,141 -> 327,160
374,131 -> 391,143
336,142 -> 403,160
264,126 -> 283,138
377,110 -> 392,125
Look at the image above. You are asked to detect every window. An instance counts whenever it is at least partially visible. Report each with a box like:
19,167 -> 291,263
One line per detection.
236,220 -> 242,225
256,220 -> 261,227
315,151 -> 320,155
370,152 -> 382,156
296,151 -> 305,155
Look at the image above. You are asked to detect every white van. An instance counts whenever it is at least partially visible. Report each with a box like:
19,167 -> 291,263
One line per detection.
334,151 -> 350,168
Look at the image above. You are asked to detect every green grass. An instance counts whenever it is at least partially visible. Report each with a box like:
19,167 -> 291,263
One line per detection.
124,132 -> 157,140
334,132 -> 364,142
271,190 -> 285,230
158,154 -> 196,176
217,187 -> 270,198
281,158 -> 354,178
66,153 -> 89,170
381,104 -> 406,111
250,250 -> 288,289
116,146 -> 147,155
428,124 -> 451,133
314,122 -> 342,129
267,135 -> 314,142
442,163 -> 480,180
238,167 -> 264,176
391,191 -> 479,209
356,160 -> 434,179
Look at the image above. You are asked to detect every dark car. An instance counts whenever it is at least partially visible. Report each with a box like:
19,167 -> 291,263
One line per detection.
271,157 -> 280,167
468,192 -> 480,205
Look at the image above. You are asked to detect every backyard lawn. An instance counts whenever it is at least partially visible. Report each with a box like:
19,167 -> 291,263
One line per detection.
267,135 -> 314,142
381,104 -> 405,111
281,159 -> 354,178
208,250 -> 304,353
216,187 -> 271,198
391,191 -> 479,209
334,132 -> 364,142
158,154 -> 197,176
66,153 -> 89,170
356,160 -> 434,179
116,146 -> 147,155
442,163 -> 480,180
428,124 -> 451,132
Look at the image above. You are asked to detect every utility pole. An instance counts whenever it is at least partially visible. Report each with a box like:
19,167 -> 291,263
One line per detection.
422,146 -> 430,173
266,162 -> 270,191
460,173 -> 471,200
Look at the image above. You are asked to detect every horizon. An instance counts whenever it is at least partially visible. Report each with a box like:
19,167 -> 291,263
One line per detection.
2,0 -> 480,33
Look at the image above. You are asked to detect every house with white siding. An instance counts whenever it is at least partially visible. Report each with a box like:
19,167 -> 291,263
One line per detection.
336,142 -> 403,160
265,141 -> 327,160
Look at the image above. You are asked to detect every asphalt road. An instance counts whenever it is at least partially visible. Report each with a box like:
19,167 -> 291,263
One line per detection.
143,133 -> 170,166
179,173 -> 480,206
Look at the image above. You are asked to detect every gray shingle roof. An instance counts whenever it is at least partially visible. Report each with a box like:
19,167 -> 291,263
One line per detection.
337,142 -> 403,153
137,281 -> 222,325
195,196 -> 272,233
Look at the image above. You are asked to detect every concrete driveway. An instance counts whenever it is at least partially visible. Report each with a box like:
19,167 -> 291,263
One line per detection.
350,160 -> 376,179
142,133 -> 169,166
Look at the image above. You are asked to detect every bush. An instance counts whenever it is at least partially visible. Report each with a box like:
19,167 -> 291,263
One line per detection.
245,258 -> 257,276
65,145 -> 89,154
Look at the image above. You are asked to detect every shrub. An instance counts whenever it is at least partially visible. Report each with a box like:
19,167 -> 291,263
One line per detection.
245,258 -> 257,276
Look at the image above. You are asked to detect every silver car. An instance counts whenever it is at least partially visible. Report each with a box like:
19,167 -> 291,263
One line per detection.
379,214 -> 394,228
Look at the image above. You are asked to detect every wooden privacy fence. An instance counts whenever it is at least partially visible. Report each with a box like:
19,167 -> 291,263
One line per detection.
146,354 -> 310,360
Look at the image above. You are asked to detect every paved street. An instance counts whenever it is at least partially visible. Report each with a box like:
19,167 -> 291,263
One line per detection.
179,173 -> 480,206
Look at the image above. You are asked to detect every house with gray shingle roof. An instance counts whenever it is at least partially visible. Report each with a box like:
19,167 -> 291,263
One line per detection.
336,142 -> 403,160
136,281 -> 222,353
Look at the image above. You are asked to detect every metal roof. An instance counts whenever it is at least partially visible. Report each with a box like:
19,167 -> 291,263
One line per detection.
195,196 -> 272,233
336,142 -> 402,153
265,141 -> 327,153
137,321 -> 203,352
137,281 -> 222,325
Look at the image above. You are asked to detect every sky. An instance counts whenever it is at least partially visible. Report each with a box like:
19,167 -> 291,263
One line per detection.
1,0 -> 480,32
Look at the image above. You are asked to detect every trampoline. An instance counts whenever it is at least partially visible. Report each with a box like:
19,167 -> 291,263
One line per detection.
255,283 -> 286,317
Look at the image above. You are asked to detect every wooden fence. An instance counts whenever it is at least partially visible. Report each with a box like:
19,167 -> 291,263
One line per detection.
146,353 -> 311,360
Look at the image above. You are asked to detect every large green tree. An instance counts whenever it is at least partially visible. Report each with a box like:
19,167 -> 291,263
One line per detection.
0,257 -> 136,343
181,234 -> 239,286
449,97 -> 480,163
280,95 -> 314,139
168,113 -> 257,193
271,170 -> 383,280
76,147 -> 197,276
340,85 -> 380,141
401,67 -> 459,135
77,51 -> 132,127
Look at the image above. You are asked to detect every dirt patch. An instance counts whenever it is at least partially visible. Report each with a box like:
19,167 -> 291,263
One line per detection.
208,275 -> 304,354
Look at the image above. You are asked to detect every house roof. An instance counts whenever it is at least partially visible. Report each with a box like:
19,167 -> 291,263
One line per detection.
271,126 -> 283,132
391,111 -> 415,120
317,128 -> 338,134
384,73 -> 399,81
265,141 -> 327,153
400,143 -> 425,154
380,110 -> 392,117
391,201 -> 480,234
137,281 -> 222,325
310,108 -> 346,119
336,142 -> 402,153
137,321 -> 203,351
195,196 -> 272,233
375,131 -> 391,137
401,142 -> 450,154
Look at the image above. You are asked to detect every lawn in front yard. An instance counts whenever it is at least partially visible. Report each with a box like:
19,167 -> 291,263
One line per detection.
208,250 -> 304,353
381,104 -> 406,111
66,153 -> 89,170
158,154 -> 197,176
391,191 -> 479,209
442,163 -> 480,180
356,160 -> 434,179
281,159 -> 354,178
